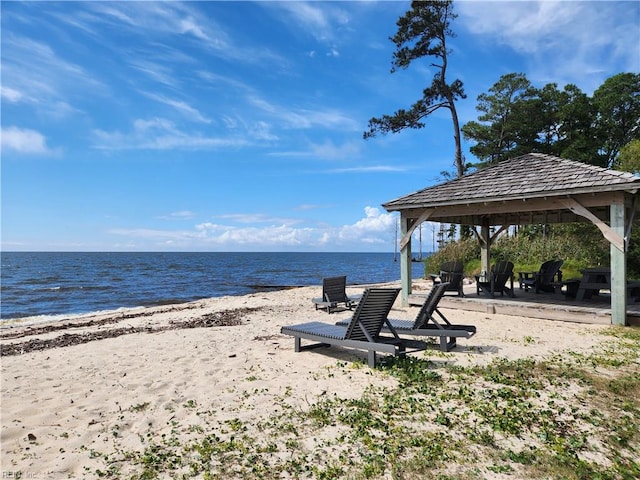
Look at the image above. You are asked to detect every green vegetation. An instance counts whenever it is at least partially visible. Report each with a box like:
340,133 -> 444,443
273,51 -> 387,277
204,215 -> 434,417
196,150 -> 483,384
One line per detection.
83,328 -> 639,479
423,221 -> 640,279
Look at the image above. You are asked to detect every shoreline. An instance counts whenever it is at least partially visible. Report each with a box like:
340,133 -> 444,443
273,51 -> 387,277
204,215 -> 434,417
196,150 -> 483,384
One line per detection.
0,279 -> 405,331
0,282 -> 409,327
2,281 -> 637,479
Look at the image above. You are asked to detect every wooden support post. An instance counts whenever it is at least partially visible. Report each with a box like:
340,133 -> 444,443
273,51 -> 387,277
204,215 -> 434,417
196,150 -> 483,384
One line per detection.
610,203 -> 627,326
399,212 -> 412,306
480,219 -> 491,276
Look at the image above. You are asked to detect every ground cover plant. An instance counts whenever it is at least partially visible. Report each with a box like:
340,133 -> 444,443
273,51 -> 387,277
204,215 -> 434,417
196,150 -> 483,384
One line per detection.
84,327 -> 639,479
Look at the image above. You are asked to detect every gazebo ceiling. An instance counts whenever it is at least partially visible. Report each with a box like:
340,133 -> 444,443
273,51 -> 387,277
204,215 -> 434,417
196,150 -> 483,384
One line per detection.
382,153 -> 640,226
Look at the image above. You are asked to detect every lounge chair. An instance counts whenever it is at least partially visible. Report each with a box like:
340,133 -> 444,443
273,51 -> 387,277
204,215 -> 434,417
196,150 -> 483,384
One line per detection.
518,260 -> 564,293
429,260 -> 465,297
312,276 -> 360,313
337,282 -> 476,352
283,288 -> 415,367
476,261 -> 515,297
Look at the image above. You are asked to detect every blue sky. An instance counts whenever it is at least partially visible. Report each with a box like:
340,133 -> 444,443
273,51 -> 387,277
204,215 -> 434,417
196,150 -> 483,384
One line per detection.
2,1 -> 639,252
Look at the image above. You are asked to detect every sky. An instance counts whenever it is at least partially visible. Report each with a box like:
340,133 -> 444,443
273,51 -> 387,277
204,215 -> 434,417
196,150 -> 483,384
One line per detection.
2,1 -> 639,252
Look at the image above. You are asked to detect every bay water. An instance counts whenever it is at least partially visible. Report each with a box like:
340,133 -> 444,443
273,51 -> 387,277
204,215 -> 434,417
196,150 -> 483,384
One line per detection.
1,252 -> 428,322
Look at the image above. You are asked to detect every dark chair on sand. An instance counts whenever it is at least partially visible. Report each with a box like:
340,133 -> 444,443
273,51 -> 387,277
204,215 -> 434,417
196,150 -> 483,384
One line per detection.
476,261 -> 515,298
518,260 -> 564,293
312,276 -> 360,313
429,260 -> 465,297
337,282 -> 476,352
283,288 -> 417,367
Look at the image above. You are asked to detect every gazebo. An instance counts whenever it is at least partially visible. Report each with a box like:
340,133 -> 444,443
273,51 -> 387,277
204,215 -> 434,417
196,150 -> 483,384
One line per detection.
382,153 -> 640,326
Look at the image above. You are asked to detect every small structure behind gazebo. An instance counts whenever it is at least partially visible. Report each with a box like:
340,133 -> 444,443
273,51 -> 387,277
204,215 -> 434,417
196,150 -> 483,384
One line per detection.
383,153 -> 640,326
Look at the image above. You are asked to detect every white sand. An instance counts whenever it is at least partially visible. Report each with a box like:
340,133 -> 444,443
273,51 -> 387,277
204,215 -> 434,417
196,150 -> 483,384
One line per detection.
1,281 -> 610,478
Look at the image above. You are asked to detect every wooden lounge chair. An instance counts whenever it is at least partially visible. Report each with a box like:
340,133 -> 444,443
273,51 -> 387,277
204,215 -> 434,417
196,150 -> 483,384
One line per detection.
518,259 -> 563,293
429,260 -> 465,297
283,288 -> 418,367
337,282 -> 476,352
476,261 -> 515,297
312,276 -> 360,313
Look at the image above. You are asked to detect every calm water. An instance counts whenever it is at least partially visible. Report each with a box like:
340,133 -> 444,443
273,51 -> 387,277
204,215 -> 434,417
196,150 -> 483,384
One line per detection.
0,252 -> 427,321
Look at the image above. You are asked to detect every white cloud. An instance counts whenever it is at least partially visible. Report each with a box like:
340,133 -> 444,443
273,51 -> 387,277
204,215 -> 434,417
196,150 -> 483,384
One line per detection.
108,206 -> 397,251
336,207 -> 396,244
1,126 -> 55,155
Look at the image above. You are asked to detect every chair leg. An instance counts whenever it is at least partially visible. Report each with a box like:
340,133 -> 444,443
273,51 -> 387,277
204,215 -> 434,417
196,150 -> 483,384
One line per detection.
439,336 -> 456,352
367,350 -> 377,368
294,337 -> 301,352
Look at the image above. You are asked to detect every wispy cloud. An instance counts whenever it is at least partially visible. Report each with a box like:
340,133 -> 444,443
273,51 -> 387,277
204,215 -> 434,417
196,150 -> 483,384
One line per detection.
86,2 -> 219,43
85,1 -> 287,68
247,95 -> 360,131
270,139 -> 361,160
263,2 -> 351,43
294,204 -> 333,211
127,59 -> 181,89
157,210 -> 197,221
457,1 -> 640,91
2,34 -> 106,113
1,126 -> 57,155
1,86 -> 23,103
92,118 -> 251,151
328,165 -> 407,174
215,213 -> 302,226
142,92 -> 212,124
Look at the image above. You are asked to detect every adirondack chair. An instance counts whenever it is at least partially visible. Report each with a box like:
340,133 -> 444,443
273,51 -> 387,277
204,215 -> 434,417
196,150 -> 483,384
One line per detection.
476,261 -> 515,298
429,260 -> 465,297
519,260 -> 563,293
312,276 -> 360,313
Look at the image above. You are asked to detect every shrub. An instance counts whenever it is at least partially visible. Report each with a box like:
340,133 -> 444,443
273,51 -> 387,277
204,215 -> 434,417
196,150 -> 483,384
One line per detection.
424,222 -> 622,278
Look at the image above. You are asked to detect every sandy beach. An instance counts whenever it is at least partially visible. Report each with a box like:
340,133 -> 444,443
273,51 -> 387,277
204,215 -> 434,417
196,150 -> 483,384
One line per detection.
2,280 -> 638,479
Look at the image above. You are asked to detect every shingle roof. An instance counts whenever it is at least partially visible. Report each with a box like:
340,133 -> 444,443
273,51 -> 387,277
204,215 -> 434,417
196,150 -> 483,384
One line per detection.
383,153 -> 640,211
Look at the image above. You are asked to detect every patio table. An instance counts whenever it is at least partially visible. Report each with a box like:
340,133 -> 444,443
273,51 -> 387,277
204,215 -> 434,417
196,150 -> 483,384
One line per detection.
576,267 -> 611,300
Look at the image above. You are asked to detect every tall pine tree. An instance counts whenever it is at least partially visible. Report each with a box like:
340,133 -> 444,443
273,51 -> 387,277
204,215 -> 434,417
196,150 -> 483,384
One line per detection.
364,0 -> 466,177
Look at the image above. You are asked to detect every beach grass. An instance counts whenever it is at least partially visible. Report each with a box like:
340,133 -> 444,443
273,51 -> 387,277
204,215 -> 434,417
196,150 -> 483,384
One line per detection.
80,326 -> 639,480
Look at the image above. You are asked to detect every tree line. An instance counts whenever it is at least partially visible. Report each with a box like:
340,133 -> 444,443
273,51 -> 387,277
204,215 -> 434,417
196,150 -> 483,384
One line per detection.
462,72 -> 640,171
